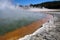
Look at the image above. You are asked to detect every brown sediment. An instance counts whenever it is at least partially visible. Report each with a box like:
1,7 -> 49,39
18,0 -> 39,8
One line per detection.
0,14 -> 52,40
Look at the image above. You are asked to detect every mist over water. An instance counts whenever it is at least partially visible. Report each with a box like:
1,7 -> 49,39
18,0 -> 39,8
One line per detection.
0,0 -> 46,21
0,0 -> 48,35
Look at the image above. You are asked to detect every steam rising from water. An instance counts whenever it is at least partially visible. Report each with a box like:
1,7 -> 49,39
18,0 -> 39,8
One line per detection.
0,0 -> 47,22
0,0 -> 48,35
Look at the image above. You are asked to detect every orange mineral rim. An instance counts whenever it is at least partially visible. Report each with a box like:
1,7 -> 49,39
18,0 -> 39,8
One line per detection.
0,14 -> 53,40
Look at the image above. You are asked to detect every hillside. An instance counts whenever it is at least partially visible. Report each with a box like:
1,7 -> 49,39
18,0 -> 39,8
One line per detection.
30,1 -> 60,9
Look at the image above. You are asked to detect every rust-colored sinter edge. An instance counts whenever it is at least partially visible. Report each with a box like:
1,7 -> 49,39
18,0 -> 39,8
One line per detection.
0,14 -> 53,40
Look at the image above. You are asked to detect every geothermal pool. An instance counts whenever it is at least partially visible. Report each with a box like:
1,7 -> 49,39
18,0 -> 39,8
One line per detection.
0,9 -> 48,35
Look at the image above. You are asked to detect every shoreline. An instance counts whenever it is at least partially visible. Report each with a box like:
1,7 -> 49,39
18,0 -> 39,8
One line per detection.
19,14 -> 53,40
0,14 -> 52,40
19,11 -> 60,40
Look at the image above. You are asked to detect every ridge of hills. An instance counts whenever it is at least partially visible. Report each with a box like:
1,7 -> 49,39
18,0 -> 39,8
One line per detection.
29,1 -> 60,9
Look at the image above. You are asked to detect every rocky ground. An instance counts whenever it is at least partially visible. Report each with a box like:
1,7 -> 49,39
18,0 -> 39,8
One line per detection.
19,12 -> 60,40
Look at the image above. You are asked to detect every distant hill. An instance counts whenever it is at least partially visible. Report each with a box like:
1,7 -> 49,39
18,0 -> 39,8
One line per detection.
30,1 -> 60,9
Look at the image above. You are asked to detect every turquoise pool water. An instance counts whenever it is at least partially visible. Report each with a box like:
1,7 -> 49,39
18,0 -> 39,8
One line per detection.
0,9 -> 48,35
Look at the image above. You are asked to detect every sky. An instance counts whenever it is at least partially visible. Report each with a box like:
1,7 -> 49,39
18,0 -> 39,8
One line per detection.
12,0 -> 55,5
